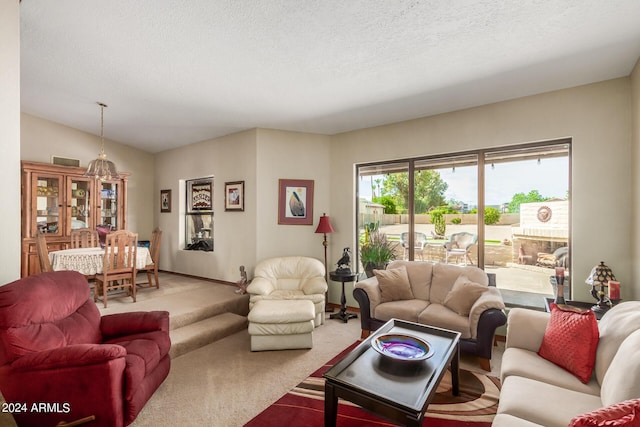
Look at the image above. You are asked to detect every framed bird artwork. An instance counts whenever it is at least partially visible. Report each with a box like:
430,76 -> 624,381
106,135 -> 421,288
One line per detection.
278,179 -> 314,225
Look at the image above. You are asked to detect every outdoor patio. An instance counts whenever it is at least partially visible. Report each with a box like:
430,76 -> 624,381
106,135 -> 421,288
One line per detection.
375,223 -> 558,306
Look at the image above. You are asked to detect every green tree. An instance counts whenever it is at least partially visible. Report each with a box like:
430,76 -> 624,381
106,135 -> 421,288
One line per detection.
382,171 -> 448,214
372,195 -> 397,214
507,190 -> 550,213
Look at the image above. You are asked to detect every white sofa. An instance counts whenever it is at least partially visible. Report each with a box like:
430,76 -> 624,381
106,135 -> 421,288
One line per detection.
247,256 -> 327,327
353,260 -> 506,370
493,301 -> 640,427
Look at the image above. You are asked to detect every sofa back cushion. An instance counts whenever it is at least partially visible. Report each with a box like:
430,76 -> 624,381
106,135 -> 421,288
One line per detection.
0,271 -> 101,364
443,275 -> 488,316
374,266 -> 414,302
600,329 -> 640,406
430,263 -> 488,305
595,301 -> 640,386
387,260 -> 433,301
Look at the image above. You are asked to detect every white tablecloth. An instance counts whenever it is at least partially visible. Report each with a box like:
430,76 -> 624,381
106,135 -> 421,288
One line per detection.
49,247 -> 152,275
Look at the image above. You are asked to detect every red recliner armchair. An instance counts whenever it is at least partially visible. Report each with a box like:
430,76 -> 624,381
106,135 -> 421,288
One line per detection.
0,271 -> 171,427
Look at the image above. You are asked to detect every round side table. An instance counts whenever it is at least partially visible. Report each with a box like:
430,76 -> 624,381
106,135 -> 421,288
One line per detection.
329,271 -> 358,323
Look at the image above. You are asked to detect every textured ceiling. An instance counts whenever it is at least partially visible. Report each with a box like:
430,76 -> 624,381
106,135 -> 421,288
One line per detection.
19,0 -> 640,153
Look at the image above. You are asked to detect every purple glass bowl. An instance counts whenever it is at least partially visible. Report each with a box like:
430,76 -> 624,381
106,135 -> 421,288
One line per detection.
371,333 -> 434,362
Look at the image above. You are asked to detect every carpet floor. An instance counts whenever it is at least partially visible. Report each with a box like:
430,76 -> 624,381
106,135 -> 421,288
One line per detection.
244,342 -> 500,427
0,273 -> 504,427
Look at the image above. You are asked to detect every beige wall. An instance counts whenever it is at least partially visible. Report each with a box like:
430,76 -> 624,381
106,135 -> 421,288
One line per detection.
632,58 -> 640,300
331,78 -> 634,305
255,129 -> 332,287
20,113 -> 156,239
153,128 -> 332,283
154,129 -> 258,282
0,0 -> 21,284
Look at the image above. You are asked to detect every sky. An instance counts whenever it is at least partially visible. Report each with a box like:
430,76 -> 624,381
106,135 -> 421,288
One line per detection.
359,157 -> 568,207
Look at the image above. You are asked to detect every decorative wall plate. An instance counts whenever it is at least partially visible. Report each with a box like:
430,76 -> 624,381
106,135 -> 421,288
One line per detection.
537,206 -> 552,222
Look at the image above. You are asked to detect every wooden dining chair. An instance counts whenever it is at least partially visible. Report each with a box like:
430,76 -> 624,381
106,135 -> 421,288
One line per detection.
35,231 -> 52,273
94,230 -> 138,308
70,228 -> 100,249
137,227 -> 162,289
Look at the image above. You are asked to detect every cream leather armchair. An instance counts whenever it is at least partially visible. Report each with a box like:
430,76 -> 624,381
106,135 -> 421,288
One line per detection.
247,256 -> 328,326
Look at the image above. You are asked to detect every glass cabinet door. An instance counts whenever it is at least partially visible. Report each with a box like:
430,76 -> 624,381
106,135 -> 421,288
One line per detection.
67,176 -> 93,232
99,181 -> 120,229
33,173 -> 63,236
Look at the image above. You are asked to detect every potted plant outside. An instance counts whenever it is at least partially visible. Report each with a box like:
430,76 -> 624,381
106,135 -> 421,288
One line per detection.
360,230 -> 399,278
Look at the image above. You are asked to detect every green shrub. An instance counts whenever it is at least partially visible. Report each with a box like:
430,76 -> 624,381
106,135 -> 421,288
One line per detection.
430,211 -> 446,236
451,217 -> 462,225
468,207 -> 501,225
484,207 -> 501,225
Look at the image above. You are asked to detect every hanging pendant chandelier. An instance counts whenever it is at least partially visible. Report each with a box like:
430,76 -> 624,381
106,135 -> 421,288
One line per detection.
85,102 -> 119,181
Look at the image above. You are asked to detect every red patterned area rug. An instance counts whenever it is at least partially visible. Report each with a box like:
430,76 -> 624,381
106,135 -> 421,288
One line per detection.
244,343 -> 501,427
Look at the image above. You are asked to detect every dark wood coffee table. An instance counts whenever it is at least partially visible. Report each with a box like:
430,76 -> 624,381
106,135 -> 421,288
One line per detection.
323,319 -> 461,427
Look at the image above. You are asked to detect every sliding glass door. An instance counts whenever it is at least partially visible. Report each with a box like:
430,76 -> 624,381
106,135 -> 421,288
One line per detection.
356,139 -> 571,302
483,143 -> 570,297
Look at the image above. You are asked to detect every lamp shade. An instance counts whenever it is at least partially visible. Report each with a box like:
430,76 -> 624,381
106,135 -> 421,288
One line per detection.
585,261 -> 616,286
315,214 -> 335,234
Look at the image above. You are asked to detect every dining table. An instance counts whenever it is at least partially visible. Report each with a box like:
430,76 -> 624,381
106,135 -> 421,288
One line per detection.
49,246 -> 152,276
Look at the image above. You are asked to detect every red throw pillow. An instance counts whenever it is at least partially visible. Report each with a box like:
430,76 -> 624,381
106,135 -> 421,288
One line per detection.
569,399 -> 640,427
538,303 -> 599,383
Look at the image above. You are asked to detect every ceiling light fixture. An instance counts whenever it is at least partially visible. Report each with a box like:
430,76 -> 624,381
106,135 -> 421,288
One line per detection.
85,102 -> 119,181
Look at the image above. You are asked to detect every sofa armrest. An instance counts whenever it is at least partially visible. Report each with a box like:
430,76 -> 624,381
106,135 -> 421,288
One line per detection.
468,287 -> 505,339
100,310 -> 169,340
246,277 -> 275,296
353,276 -> 382,317
505,307 -> 550,352
301,277 -> 328,295
473,308 -> 508,359
10,344 -> 126,372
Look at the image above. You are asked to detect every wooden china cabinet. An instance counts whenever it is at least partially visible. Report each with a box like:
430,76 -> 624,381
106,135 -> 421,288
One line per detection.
20,161 -> 129,277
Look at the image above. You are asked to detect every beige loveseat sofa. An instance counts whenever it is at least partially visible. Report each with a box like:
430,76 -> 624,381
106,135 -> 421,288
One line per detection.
353,260 -> 506,370
493,301 -> 640,426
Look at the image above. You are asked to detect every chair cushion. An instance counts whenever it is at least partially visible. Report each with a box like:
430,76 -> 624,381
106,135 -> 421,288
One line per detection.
248,300 -> 315,324
374,266 -> 414,302
568,399 -> 640,427
538,304 -> 599,383
109,331 -> 171,391
443,275 -> 487,316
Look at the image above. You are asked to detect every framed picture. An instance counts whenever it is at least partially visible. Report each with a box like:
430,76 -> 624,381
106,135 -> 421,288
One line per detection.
278,179 -> 314,225
188,180 -> 213,211
160,189 -> 171,213
225,181 -> 244,211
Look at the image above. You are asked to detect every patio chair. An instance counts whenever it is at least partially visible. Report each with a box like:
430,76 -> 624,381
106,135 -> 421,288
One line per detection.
400,231 -> 428,260
443,232 -> 478,265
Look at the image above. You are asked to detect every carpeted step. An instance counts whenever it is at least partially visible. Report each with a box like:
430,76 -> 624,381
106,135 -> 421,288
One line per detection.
161,288 -> 249,331
170,312 -> 248,359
